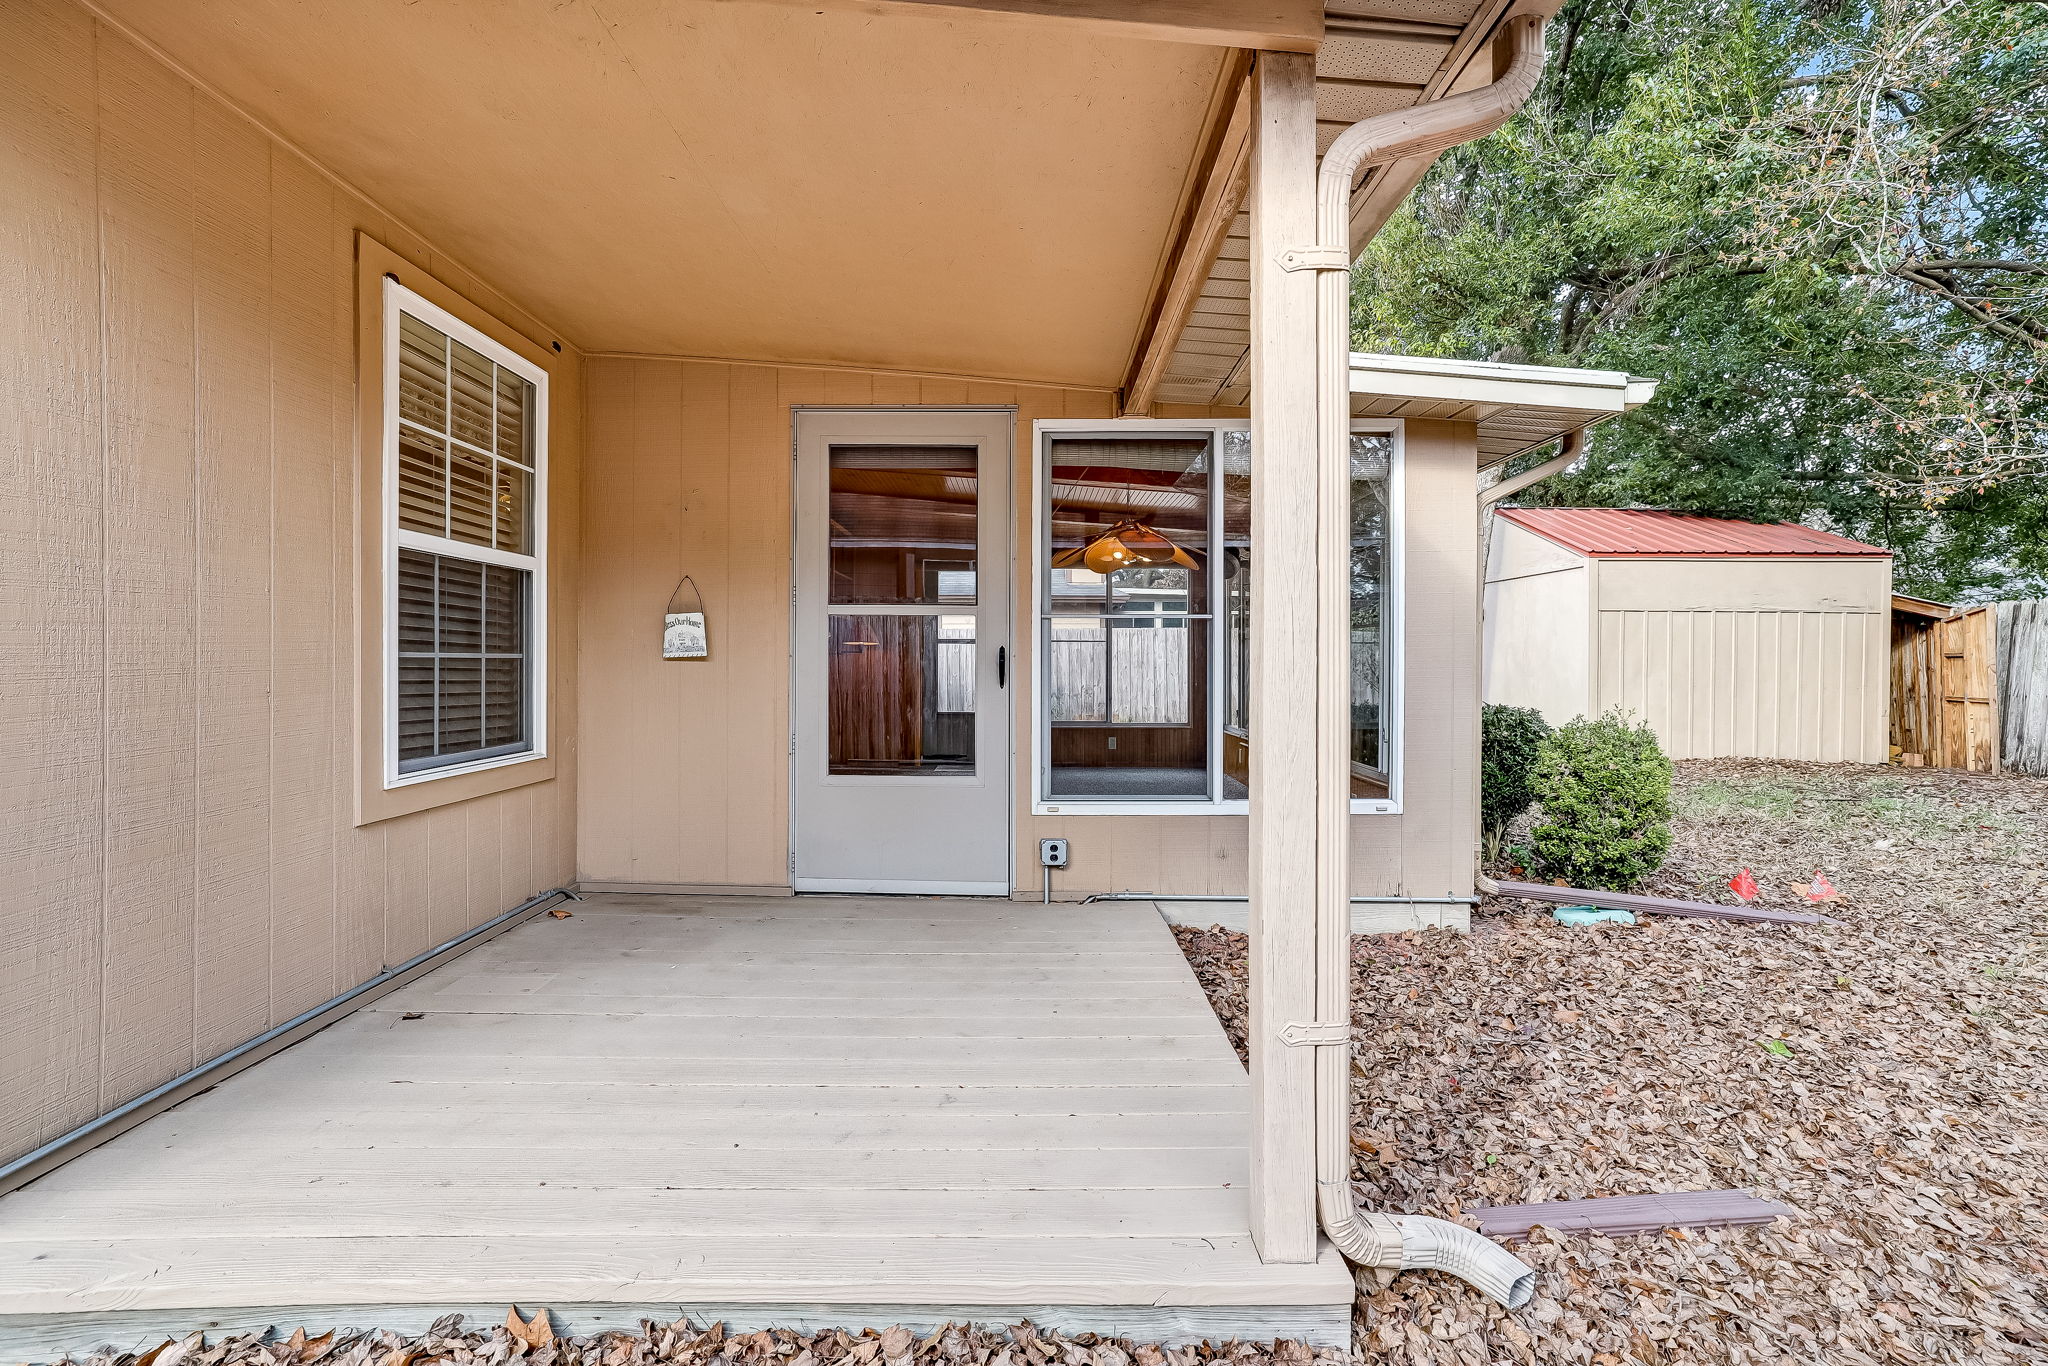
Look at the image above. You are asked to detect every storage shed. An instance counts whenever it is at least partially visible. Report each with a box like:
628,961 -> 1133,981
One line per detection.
1484,508 -> 1893,762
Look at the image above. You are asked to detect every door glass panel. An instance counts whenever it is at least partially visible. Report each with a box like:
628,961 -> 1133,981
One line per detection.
828,614 -> 976,776
829,445 -> 978,605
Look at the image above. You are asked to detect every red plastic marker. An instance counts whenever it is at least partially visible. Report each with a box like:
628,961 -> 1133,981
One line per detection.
1802,872 -> 1842,903
1728,868 -> 1759,903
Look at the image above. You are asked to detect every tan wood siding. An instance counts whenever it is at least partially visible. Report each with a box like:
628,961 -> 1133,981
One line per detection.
579,368 -> 1481,903
0,0 -> 580,1167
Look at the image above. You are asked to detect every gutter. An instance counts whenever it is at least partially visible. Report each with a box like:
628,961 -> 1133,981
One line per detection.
1296,9 -> 1554,1308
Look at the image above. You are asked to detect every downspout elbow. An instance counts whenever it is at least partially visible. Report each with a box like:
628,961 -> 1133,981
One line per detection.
1320,1198 -> 1538,1308
1315,14 -> 1550,245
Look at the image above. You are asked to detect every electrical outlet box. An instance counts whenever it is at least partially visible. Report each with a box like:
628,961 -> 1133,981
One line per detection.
1038,838 -> 1070,868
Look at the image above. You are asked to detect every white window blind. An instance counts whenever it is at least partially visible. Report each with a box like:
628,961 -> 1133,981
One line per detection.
383,283 -> 547,785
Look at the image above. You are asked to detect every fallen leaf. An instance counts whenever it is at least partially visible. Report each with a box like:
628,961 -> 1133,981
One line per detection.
506,1307 -> 553,1351
548,908 -> 573,919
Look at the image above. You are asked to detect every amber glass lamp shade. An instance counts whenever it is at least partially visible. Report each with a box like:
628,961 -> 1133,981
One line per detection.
1060,519 -> 1200,575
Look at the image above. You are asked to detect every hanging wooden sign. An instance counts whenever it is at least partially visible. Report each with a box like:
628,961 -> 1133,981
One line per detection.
664,576 -> 709,660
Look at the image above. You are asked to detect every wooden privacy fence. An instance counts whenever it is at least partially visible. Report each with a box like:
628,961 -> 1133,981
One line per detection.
1890,598 -> 2048,774
1998,599 -> 2048,775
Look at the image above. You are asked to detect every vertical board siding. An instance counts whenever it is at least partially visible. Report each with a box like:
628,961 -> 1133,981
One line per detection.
0,4 -> 580,1166
95,30 -> 200,1110
191,98 -> 274,1060
0,0 -> 107,1160
1596,609 -> 1886,762
578,371 -> 1479,903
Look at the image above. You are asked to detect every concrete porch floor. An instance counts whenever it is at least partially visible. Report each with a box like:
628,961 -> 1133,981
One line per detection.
0,896 -> 1352,1357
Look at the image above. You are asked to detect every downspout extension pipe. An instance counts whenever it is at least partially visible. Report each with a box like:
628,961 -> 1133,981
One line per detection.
1304,11 -> 1552,1310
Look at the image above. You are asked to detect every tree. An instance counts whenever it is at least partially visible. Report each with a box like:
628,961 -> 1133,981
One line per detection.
1354,0 -> 2048,601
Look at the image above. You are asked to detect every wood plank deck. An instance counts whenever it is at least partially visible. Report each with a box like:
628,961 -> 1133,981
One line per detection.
0,896 -> 1352,1356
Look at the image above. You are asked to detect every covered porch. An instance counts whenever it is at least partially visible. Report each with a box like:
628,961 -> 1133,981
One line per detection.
0,896 -> 1352,1356
0,0 -> 1610,1354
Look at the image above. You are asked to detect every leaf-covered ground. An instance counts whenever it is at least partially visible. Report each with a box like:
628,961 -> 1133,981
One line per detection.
1178,758 -> 2048,1365
49,1315 -> 1349,1366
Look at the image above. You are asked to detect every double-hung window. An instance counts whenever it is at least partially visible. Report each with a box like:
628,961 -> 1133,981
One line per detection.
382,281 -> 547,787
1034,420 -> 1399,814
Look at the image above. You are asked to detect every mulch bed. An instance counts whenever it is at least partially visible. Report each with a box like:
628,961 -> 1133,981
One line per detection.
55,1318 -> 1350,1366
1177,758 -> 2048,1365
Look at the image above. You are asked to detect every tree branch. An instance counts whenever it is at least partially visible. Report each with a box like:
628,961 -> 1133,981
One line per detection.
1905,259 -> 2047,274
1891,266 -> 2048,349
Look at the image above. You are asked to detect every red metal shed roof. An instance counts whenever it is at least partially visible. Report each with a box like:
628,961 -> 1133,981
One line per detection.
1496,507 -> 1892,559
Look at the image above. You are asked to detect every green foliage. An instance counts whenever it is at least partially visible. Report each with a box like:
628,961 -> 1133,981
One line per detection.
1530,711 -> 1674,890
1353,0 -> 2048,602
1481,703 -> 1553,839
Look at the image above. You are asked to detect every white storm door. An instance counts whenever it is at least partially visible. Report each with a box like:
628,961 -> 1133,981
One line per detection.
792,409 -> 1013,895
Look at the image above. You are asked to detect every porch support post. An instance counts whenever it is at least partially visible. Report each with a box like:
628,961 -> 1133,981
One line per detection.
1245,46 -> 1322,1265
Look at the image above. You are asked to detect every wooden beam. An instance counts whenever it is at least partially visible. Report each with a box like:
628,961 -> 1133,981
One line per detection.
755,0 -> 1324,52
1121,59 -> 1252,416
1246,48 -> 1321,1266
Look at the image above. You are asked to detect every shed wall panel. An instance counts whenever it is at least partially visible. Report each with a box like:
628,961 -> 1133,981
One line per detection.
1595,558 -> 1889,613
0,1 -> 581,1167
1483,523 -> 1591,726
1594,606 -> 1887,762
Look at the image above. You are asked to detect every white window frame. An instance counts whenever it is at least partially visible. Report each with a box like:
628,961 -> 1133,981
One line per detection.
1029,417 -> 1401,817
380,278 -> 550,791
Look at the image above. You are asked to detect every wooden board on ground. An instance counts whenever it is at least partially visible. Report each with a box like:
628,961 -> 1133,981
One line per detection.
1473,1191 -> 1797,1239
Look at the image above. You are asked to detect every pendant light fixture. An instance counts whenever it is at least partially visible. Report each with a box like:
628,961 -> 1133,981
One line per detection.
1053,519 -> 1200,575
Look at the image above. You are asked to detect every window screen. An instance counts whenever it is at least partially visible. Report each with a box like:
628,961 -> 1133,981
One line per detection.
386,288 -> 544,782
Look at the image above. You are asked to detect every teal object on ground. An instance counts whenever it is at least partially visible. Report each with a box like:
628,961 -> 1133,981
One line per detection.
1553,904 -> 1637,926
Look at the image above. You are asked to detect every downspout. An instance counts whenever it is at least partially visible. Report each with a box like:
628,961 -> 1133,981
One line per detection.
1299,11 -> 1552,1308
1481,428 -> 1587,511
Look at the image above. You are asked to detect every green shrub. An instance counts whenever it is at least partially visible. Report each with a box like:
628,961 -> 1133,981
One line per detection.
1529,710 -> 1673,890
1481,704 -> 1551,841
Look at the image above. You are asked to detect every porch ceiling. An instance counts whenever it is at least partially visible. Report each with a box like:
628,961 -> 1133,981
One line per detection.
90,0 -> 1230,387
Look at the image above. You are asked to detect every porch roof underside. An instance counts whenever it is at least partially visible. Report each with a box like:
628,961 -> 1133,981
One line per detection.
1350,351 -> 1659,465
90,0 -> 1530,397
85,0 -> 1235,388
1148,0 -> 1530,410
0,897 -> 1352,1356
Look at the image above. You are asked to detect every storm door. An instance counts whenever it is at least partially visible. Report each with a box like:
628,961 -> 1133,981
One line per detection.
791,409 -> 1013,894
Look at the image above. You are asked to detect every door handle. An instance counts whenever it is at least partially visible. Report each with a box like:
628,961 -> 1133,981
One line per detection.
997,646 -> 1007,689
